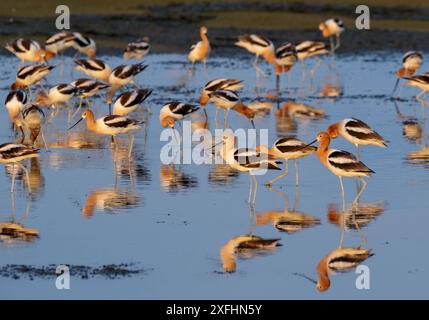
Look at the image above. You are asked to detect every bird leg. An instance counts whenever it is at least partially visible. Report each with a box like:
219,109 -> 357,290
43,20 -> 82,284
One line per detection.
294,159 -> 299,186
18,162 -> 31,194
339,176 -> 345,210
265,161 -> 288,186
335,34 -> 341,51
252,175 -> 258,205
356,144 -> 361,161
416,90 -> 427,102
248,174 -> 253,204
330,36 -> 335,56
128,134 -> 134,159
10,164 -> 16,193
223,109 -> 229,129
353,178 -> 367,205
40,129 -> 49,151
71,98 -> 83,119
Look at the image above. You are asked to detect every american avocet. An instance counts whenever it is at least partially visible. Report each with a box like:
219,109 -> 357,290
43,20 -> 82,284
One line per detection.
22,104 -> 48,149
0,143 -> 39,193
5,90 -> 27,136
305,131 -> 374,203
70,78 -> 109,117
124,37 -> 151,60
112,89 -> 152,116
45,31 -> 75,55
108,63 -> 147,94
221,234 -> 280,273
216,132 -> 282,205
188,26 -> 210,70
199,78 -> 243,113
319,18 -> 344,54
159,102 -> 199,138
274,43 -> 298,93
11,64 -> 55,99
35,83 -> 77,108
327,202 -> 384,230
403,73 -> 429,102
235,34 -> 275,78
207,90 -> 255,128
296,41 -> 328,79
74,59 -> 112,82
316,247 -> 373,292
327,118 -> 387,158
66,32 -> 96,58
256,137 -> 316,186
69,110 -> 142,158
392,51 -> 423,96
5,39 -> 55,66
275,101 -> 326,119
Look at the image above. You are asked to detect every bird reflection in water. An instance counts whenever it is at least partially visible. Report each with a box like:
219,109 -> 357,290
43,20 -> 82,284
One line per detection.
256,187 -> 320,234
208,164 -> 239,186
0,194 -> 39,243
394,100 -> 423,144
327,202 -> 385,231
160,164 -> 198,193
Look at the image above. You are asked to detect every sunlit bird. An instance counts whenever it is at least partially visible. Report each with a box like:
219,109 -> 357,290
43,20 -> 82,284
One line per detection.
392,51 -> 423,96
0,143 -> 39,193
304,131 -> 374,203
66,32 -> 96,58
22,104 -> 48,149
35,83 -> 77,108
319,18 -> 344,54
199,78 -> 244,113
403,73 -> 429,102
74,58 -> 112,82
188,26 -> 210,70
235,34 -> 275,78
112,89 -> 152,116
45,31 -> 75,55
11,65 -> 55,99
327,118 -> 387,158
274,43 -> 298,93
159,102 -> 199,132
70,78 -> 109,117
257,137 -> 316,186
5,90 -> 27,137
215,132 -> 281,205
124,37 -> 151,60
69,110 -> 142,158
5,39 -> 54,66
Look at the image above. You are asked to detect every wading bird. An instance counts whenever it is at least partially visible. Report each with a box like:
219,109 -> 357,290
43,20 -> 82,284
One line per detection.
5,90 -> 27,137
188,26 -> 210,70
124,37 -> 151,60
403,73 -> 429,102
5,39 -> 55,67
274,43 -> 298,94
199,78 -> 244,117
319,18 -> 344,54
392,51 -> 423,96
304,132 -> 374,204
70,78 -> 109,117
45,31 -> 75,56
0,143 -> 39,193
235,34 -> 275,79
69,110 -> 142,158
296,40 -> 329,80
11,65 -> 55,100
159,102 -> 199,140
327,118 -> 387,158
256,137 -> 316,186
22,104 -> 48,149
74,59 -> 112,82
35,83 -> 77,112
215,132 -> 281,205
112,89 -> 152,116
66,32 -> 96,58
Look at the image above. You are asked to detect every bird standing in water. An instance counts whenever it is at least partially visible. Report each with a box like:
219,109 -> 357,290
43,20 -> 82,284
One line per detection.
188,26 -> 210,71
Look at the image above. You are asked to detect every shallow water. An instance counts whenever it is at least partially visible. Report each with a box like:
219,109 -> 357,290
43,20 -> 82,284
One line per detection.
0,52 -> 428,299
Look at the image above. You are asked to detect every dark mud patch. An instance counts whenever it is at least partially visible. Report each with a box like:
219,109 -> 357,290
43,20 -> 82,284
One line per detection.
0,263 -> 150,280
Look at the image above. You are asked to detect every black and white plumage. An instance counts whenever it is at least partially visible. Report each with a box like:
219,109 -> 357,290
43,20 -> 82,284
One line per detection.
12,65 -> 55,89
35,83 -> 77,107
207,90 -> 240,110
326,150 -> 374,177
160,102 -> 199,121
0,143 -> 39,164
296,41 -> 329,60
71,78 -> 109,98
402,51 -> 423,71
74,59 -> 111,81
404,73 -> 429,96
5,39 -> 46,63
124,37 -> 151,60
5,90 -> 27,123
319,18 -> 344,54
200,78 -> 243,106
235,34 -> 274,55
112,89 -> 152,116
275,43 -> 298,68
45,31 -> 75,54
108,63 -> 148,87
66,32 -> 96,58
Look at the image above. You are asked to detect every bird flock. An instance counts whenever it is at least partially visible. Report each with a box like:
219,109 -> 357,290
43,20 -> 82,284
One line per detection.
1,18 -> 427,287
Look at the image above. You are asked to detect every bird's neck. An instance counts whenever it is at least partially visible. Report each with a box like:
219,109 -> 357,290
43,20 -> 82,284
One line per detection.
317,139 -> 330,166
85,115 -> 97,132
262,49 -> 276,64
